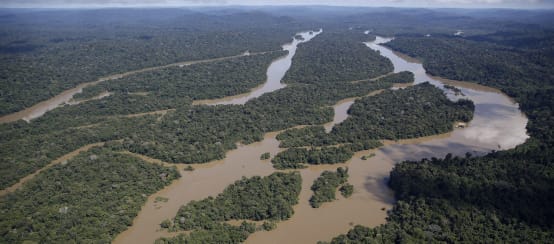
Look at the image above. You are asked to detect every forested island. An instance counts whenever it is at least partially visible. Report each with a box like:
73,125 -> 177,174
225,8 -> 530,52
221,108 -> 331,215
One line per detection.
309,167 -> 352,208
272,83 -> 473,168
158,172 -> 301,243
0,6 -> 553,244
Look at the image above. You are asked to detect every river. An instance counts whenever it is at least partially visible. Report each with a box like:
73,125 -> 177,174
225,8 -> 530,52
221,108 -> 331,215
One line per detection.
115,35 -> 528,244
246,38 -> 529,243
193,29 -> 322,105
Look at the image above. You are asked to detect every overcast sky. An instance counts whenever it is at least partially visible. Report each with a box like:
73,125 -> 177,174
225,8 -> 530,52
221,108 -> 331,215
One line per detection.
2,0 -> 553,9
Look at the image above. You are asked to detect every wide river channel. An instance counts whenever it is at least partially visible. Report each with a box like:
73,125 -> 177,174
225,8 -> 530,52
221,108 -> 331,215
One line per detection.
114,34 -> 529,244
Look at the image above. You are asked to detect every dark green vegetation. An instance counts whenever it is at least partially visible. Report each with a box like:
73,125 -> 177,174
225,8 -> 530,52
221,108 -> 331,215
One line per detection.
171,172 -> 301,230
271,141 -> 383,169
2,6 -> 554,243
157,172 -> 301,243
156,222 -> 256,244
283,31 -> 392,85
339,184 -> 354,198
271,146 -> 354,169
325,153 -> 554,243
0,9 -> 312,115
276,83 -> 473,149
0,146 -> 179,243
0,116 -> 158,189
334,83 -> 474,140
268,70 -> 468,170
268,33 -> 429,169
0,22 -> 398,190
384,36 -> 553,100
326,198 -> 552,243
310,167 -> 350,208
323,8 -> 554,244
260,152 -> 271,160
390,152 -> 554,229
75,51 -> 286,101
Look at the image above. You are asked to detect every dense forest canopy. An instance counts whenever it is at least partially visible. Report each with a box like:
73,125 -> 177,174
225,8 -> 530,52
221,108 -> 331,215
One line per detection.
0,6 -> 553,244
0,9 -> 314,115
309,167 -> 351,208
0,146 -> 179,243
318,7 -> 554,244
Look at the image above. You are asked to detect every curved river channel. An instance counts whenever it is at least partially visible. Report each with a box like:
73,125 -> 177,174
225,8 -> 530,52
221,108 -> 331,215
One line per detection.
114,35 -> 528,243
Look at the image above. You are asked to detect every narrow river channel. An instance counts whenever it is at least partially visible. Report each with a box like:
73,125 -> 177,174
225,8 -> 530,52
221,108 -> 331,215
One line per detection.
193,29 -> 322,105
115,35 -> 529,244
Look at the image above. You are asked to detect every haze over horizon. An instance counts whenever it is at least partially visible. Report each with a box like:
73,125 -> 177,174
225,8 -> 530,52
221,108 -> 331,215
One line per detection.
1,0 -> 554,9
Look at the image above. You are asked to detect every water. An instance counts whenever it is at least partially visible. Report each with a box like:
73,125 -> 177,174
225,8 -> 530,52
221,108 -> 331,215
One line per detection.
114,35 -> 529,244
193,29 -> 323,105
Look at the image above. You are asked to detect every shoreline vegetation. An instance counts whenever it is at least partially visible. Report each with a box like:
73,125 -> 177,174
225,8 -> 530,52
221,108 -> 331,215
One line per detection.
1,7 -> 552,244
272,83 -> 474,169
323,14 -> 554,243
156,172 -> 301,243
309,167 -> 351,208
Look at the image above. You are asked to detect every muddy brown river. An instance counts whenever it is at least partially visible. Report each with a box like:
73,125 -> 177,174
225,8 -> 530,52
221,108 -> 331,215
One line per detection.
114,35 -> 528,244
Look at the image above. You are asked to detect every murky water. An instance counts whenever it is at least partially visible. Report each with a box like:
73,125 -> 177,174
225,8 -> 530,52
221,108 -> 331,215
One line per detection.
113,132 -> 282,244
114,35 -> 528,244
246,150 -> 394,244
193,29 -> 323,105
366,37 -> 528,158
323,98 -> 356,133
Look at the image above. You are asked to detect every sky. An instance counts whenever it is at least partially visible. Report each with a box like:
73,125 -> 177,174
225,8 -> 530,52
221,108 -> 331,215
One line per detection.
1,0 -> 553,9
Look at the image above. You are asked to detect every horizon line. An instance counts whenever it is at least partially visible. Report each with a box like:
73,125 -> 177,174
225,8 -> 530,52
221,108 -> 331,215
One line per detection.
1,4 -> 553,10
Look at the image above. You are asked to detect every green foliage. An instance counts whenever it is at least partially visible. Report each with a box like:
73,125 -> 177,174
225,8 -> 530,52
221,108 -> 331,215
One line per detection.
0,146 -> 179,243
260,152 -> 271,160
327,198 -> 552,244
161,219 -> 173,229
384,36 -> 553,100
158,172 -> 301,243
1,29 -> 396,191
334,82 -> 474,140
172,172 -> 301,231
262,221 -> 277,231
0,9 -> 309,115
271,146 -> 358,169
275,83 -> 473,151
284,31 -> 393,85
0,116 -> 157,189
155,222 -> 255,244
309,167 -> 350,208
339,183 -> 354,198
276,126 -> 331,147
361,153 -> 376,160
389,152 -> 554,227
76,51 -> 286,101
325,22 -> 554,244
